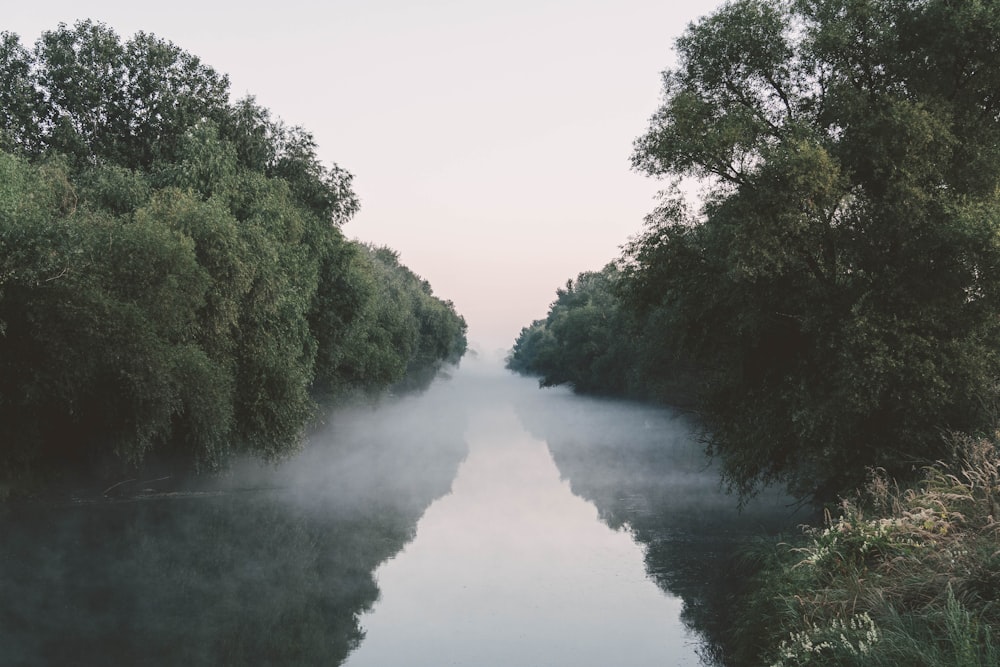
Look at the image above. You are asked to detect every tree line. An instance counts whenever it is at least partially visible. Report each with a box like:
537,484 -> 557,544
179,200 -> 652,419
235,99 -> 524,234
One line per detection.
0,21 -> 466,486
508,0 -> 1000,505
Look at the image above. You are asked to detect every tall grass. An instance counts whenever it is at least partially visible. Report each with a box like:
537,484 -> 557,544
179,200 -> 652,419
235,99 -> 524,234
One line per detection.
730,433 -> 1000,666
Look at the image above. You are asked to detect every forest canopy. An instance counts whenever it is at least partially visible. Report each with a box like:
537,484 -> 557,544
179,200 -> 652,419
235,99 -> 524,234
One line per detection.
0,21 -> 466,483
508,0 -> 1000,503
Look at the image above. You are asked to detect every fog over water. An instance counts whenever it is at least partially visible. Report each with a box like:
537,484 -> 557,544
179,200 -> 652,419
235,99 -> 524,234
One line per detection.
0,357 -> 798,666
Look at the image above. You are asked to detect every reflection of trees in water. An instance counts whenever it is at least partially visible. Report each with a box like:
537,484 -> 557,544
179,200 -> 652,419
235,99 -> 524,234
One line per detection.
1,497 -> 382,665
513,388 -> 804,666
0,394 -> 469,667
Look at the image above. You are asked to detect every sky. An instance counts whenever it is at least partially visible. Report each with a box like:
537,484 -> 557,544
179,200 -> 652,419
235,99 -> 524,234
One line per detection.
5,0 -> 724,352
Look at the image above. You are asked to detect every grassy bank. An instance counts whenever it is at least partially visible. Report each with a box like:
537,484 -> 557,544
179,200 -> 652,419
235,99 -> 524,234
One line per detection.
727,434 -> 1000,666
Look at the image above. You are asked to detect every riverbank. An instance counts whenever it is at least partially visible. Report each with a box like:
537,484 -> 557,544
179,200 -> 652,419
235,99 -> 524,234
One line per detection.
723,433 -> 1000,666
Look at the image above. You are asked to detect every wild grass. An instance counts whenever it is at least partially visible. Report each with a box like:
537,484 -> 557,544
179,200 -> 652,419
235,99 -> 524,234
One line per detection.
731,432 -> 1000,666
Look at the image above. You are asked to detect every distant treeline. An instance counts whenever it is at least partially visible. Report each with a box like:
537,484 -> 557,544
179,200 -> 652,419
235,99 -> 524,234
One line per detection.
507,263 -> 698,406
508,0 -> 1000,506
0,21 -> 466,484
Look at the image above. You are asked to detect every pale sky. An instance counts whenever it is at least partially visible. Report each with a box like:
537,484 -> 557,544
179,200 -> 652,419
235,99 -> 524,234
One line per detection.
5,0 -> 724,352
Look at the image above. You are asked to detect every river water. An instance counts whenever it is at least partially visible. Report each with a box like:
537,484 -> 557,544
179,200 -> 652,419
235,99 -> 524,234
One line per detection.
0,358 -> 796,666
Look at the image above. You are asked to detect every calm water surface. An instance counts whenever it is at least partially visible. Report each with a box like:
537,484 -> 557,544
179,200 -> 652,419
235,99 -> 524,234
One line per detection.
344,404 -> 698,666
0,359 -> 794,666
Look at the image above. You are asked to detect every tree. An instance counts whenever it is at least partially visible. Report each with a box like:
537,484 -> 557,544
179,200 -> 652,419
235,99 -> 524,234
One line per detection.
627,0 -> 1000,502
0,33 -> 42,153
1,21 -> 230,167
323,245 -> 466,394
507,265 -> 648,395
0,153 -> 223,470
0,22 -> 466,486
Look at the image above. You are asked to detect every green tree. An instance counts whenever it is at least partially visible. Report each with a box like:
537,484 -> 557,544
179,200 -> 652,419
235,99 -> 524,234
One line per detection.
6,21 -> 231,168
507,265 -> 649,396
627,0 -> 1000,501
0,33 -> 41,153
0,153 -> 221,471
329,246 -> 466,393
0,22 -> 466,488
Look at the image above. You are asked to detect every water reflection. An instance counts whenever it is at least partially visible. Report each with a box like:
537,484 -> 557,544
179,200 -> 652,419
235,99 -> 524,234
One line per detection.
0,379 -> 469,666
344,401 -> 701,666
513,385 -> 804,665
1,361 -> 801,666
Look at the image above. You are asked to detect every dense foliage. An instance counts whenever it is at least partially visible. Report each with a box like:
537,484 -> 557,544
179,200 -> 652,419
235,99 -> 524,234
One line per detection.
506,263 -> 696,404
0,21 -> 466,485
508,265 -> 626,393
510,0 -> 1000,504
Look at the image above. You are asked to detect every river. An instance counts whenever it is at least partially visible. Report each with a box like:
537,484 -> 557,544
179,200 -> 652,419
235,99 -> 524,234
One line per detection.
0,358 -> 797,666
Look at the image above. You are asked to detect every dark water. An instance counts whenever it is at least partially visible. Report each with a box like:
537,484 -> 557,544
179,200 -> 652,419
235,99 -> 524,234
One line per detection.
0,359 -> 797,666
